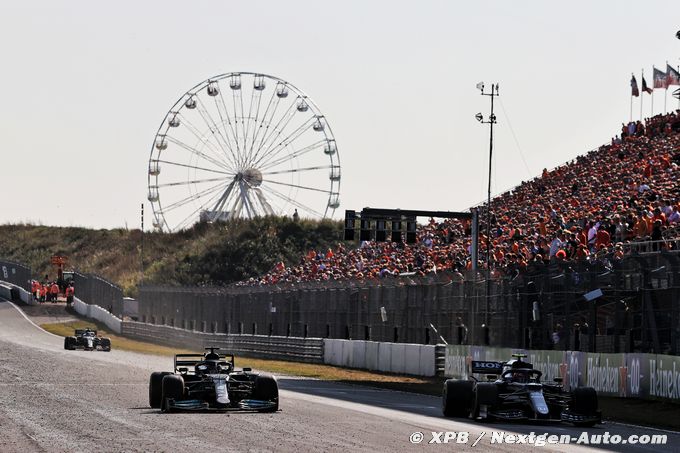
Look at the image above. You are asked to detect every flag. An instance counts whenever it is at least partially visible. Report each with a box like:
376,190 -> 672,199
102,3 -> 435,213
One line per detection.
641,76 -> 653,94
667,64 -> 680,86
630,75 -> 639,97
653,66 -> 667,89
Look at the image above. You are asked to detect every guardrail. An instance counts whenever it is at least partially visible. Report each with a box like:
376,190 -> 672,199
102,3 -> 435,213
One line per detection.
622,238 -> 680,254
121,321 -> 324,364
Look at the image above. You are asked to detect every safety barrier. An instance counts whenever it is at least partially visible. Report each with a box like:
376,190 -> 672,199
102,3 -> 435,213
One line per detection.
324,339 -> 436,376
0,284 -> 11,300
445,344 -> 680,403
73,273 -> 124,317
0,281 -> 33,304
121,321 -> 324,363
73,298 -> 122,334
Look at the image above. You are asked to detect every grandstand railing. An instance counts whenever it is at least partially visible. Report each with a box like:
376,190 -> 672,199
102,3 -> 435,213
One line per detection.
622,238 -> 680,255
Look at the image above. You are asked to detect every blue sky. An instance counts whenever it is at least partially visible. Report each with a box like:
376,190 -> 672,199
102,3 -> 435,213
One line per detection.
1,0 -> 678,229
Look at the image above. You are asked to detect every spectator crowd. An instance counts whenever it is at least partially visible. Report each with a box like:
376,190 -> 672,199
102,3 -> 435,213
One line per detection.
240,110 -> 680,286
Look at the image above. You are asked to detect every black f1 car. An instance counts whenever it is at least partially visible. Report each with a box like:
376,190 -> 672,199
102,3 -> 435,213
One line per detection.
63,328 -> 111,351
149,347 -> 279,413
442,354 -> 601,426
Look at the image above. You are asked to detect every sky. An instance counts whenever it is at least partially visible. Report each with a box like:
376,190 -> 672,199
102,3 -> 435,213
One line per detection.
1,0 -> 679,230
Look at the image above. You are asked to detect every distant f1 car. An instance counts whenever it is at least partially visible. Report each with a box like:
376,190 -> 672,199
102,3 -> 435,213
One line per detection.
442,354 -> 601,426
149,347 -> 279,413
63,328 -> 111,351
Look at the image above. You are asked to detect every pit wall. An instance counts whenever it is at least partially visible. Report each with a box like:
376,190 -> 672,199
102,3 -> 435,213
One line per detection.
445,345 -> 680,403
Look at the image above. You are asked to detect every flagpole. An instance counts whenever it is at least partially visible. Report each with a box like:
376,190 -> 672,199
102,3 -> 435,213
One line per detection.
640,69 -> 644,120
630,73 -> 633,122
651,66 -> 655,117
665,61 -> 668,113
629,93 -> 633,123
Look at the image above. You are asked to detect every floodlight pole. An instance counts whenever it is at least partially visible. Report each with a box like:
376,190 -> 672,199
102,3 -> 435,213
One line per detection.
140,203 -> 144,286
478,83 -> 499,336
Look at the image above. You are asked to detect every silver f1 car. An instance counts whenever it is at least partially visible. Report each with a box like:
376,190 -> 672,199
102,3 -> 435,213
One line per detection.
442,354 -> 601,426
149,348 -> 279,413
63,328 -> 111,351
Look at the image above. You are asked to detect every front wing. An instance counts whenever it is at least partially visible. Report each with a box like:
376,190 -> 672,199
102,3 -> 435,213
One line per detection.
164,398 -> 277,412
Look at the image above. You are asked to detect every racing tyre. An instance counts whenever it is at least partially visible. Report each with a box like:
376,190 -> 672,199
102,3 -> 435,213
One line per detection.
149,372 -> 171,408
472,383 -> 498,420
100,338 -> 111,351
161,374 -> 185,413
570,387 -> 599,427
442,379 -> 474,417
252,374 -> 279,412
64,336 -> 76,350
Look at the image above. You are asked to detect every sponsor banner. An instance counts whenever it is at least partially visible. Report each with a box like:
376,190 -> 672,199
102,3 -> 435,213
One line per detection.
648,354 -> 680,401
624,353 -> 648,399
585,353 -> 625,397
565,351 -> 587,392
527,350 -> 567,385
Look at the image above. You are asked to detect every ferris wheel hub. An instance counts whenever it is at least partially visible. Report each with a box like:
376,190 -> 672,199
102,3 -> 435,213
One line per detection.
241,168 -> 263,187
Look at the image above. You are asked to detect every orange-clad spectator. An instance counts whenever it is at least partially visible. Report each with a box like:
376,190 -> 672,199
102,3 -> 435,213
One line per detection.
595,227 -> 611,249
633,216 -> 648,237
652,208 -> 666,225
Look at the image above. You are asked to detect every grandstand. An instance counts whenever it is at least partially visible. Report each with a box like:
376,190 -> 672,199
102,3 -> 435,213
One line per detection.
243,110 -> 680,286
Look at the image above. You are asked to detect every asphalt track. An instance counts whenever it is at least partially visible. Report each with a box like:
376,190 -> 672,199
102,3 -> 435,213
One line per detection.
0,299 -> 678,453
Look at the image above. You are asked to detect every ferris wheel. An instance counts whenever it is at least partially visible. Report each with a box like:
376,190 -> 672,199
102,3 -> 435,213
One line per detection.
147,72 -> 341,232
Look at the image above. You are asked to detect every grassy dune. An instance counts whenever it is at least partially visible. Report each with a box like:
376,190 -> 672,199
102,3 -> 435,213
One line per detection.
0,218 -> 342,296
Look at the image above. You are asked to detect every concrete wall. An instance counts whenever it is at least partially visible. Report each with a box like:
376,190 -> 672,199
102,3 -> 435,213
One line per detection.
73,298 -> 122,333
324,339 -> 436,376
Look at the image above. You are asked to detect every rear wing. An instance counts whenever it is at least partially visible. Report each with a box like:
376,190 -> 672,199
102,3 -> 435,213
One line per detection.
470,361 -> 504,374
174,352 -> 235,372
75,329 -> 97,336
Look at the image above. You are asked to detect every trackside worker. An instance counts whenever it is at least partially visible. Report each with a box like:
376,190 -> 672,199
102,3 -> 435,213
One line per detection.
31,280 -> 41,301
65,284 -> 74,305
50,282 -> 59,303
40,284 -> 48,303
